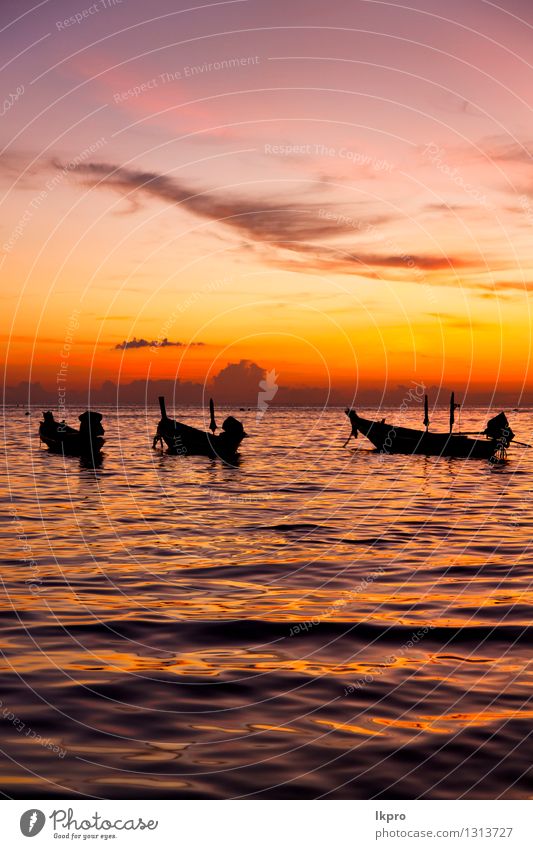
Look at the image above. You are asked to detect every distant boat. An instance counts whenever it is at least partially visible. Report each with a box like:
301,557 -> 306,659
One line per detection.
153,396 -> 247,458
345,394 -> 515,461
39,410 -> 105,456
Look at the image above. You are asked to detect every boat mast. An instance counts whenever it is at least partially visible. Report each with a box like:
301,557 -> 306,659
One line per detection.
449,392 -> 459,433
424,394 -> 429,432
449,392 -> 454,432
209,398 -> 217,433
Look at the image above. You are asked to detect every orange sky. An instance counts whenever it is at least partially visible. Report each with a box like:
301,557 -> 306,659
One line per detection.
1,0 -> 532,402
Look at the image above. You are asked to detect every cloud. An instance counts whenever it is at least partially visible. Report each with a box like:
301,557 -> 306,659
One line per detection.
424,202 -> 483,213
60,160 -> 483,279
426,313 -> 495,329
434,93 -> 482,118
95,315 -> 132,321
69,161 -> 388,242
484,138 -> 533,165
212,359 -> 265,402
0,151 -> 48,188
115,337 -> 205,350
263,241 -> 479,278
468,279 -> 533,294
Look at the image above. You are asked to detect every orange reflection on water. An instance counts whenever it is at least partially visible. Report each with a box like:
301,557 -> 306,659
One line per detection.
375,708 -> 533,736
315,719 -> 384,737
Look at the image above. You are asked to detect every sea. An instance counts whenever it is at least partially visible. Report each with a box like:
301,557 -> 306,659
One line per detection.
1,404 -> 532,799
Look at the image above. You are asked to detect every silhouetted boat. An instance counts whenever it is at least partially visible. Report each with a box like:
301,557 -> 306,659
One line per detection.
153,396 -> 247,458
345,395 -> 515,461
39,411 -> 105,456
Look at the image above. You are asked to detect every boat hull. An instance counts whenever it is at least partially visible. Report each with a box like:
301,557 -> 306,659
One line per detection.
39,427 -> 105,456
350,415 -> 498,460
155,419 -> 244,459
39,410 -> 105,457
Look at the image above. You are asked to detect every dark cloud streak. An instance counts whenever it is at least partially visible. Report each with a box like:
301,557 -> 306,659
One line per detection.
64,161 -> 494,279
115,337 -> 205,350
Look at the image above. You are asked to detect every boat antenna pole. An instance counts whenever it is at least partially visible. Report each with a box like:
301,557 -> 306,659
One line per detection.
449,392 -> 460,433
209,398 -> 217,433
424,394 -> 429,432
449,391 -> 455,433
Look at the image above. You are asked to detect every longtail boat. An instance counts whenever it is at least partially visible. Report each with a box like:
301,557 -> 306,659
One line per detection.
344,394 -> 515,461
39,410 -> 105,456
152,396 -> 247,458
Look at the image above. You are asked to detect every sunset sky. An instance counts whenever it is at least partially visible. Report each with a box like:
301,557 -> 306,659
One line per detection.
1,0 -> 532,404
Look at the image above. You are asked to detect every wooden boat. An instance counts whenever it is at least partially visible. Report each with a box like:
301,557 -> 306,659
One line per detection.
39,410 -> 105,456
345,394 -> 515,461
152,396 -> 247,458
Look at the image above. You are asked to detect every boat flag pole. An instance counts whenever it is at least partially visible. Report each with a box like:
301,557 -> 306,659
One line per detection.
449,392 -> 455,433
424,394 -> 429,432
209,398 -> 217,433
449,392 -> 461,433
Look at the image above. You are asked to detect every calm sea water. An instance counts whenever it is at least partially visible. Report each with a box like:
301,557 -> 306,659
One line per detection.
1,405 -> 532,799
